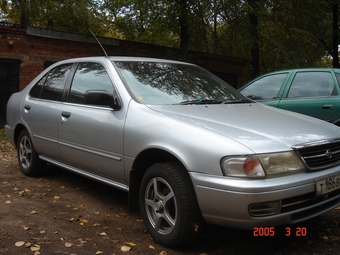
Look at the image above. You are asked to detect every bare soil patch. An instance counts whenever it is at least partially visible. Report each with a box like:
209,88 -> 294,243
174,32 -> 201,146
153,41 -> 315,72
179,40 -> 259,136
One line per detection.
1,129 -> 340,255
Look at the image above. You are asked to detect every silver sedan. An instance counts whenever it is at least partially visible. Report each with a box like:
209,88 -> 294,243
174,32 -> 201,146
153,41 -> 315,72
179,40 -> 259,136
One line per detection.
5,57 -> 340,247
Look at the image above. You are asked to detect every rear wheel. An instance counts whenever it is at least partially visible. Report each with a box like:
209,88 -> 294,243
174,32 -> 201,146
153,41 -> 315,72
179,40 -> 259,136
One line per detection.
17,130 -> 45,176
139,162 -> 202,247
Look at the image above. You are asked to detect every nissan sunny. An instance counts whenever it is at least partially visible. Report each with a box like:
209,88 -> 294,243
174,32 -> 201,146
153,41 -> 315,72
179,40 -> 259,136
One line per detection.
5,57 -> 340,247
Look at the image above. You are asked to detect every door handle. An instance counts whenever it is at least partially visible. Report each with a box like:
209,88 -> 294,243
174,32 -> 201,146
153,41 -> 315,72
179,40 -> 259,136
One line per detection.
24,105 -> 31,112
61,112 -> 71,123
322,104 -> 334,110
61,112 -> 71,118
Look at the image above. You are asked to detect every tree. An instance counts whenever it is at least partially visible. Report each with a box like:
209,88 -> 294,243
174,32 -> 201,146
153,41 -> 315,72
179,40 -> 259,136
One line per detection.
0,0 -> 106,34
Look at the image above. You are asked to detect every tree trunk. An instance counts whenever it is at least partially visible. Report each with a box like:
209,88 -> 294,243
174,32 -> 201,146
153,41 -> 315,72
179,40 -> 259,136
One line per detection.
18,0 -> 30,27
248,0 -> 260,78
179,0 -> 189,60
332,2 -> 339,68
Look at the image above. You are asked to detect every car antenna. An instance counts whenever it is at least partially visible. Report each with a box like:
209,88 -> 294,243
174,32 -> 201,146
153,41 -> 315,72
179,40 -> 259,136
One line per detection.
89,28 -> 109,57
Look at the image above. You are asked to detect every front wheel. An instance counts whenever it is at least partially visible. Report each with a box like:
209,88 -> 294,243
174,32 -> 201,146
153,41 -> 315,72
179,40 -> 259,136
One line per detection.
139,162 -> 202,247
17,130 -> 45,176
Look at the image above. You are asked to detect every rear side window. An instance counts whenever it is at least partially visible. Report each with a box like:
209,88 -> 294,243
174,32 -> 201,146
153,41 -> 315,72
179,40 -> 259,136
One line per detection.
336,73 -> 340,87
288,72 -> 337,98
69,62 -> 114,106
241,73 -> 287,100
30,64 -> 73,101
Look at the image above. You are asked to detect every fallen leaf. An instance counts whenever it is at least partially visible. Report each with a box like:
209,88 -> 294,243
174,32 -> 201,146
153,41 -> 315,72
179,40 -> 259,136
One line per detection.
158,252 -> 167,255
5,200 -> 11,205
125,242 -> 136,247
121,246 -> 131,252
30,244 -> 40,251
54,196 -> 60,199
149,245 -> 155,249
99,232 -> 107,236
30,211 -> 38,214
65,242 -> 72,248
24,242 -> 31,247
96,252 -> 104,254
15,241 -> 25,247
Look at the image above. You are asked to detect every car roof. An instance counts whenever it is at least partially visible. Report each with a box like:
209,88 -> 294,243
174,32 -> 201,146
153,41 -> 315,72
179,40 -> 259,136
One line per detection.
54,56 -> 194,65
258,67 -> 340,76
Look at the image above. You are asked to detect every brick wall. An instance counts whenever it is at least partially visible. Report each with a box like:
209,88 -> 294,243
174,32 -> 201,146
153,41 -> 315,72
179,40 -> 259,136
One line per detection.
0,23 -> 246,90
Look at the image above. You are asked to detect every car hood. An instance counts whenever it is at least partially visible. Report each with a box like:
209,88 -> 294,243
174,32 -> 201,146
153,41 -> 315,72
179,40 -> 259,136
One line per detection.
147,103 -> 340,154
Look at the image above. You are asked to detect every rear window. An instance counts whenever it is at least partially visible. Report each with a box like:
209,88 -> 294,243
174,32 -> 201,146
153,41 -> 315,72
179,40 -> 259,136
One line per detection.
30,64 -> 73,101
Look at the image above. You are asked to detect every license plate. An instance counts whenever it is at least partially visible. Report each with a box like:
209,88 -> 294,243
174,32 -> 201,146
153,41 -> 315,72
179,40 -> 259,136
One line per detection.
316,174 -> 340,196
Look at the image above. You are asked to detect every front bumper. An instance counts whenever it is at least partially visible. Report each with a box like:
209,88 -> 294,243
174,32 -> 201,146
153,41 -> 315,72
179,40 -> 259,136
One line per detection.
190,167 -> 340,229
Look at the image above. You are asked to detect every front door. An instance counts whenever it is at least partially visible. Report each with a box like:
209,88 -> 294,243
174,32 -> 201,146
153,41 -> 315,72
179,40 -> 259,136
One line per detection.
58,62 -> 126,184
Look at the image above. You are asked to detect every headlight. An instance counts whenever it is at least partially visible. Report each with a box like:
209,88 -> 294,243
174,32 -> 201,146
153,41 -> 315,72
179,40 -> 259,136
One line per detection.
221,152 -> 306,178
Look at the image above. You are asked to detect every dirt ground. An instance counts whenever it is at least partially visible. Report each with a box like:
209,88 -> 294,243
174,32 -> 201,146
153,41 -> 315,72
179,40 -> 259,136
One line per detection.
1,133 -> 340,255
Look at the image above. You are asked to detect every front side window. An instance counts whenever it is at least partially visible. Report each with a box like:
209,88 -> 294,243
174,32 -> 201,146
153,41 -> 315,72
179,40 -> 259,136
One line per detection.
114,61 -> 246,105
69,62 -> 114,106
288,72 -> 337,98
241,73 -> 287,100
30,64 -> 72,101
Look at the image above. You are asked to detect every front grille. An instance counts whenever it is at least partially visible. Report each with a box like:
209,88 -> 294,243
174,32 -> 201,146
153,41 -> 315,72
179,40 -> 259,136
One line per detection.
292,139 -> 340,170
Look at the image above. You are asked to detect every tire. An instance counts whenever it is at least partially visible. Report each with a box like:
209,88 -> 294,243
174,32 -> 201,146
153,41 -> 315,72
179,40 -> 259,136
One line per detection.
139,162 -> 203,247
17,130 -> 45,176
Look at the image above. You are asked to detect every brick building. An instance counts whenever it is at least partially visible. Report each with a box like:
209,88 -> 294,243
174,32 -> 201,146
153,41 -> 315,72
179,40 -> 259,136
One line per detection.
0,22 -> 246,126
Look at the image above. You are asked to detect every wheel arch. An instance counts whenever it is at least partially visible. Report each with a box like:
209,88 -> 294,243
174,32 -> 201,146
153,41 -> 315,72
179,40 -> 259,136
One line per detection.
128,148 -> 190,212
13,124 -> 28,149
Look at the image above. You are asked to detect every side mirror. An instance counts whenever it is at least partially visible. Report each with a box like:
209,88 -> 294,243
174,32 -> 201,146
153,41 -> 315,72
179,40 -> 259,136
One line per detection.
84,90 -> 121,110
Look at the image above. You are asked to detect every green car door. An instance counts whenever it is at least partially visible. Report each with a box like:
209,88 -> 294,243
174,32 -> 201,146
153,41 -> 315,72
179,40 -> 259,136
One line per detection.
277,70 -> 340,124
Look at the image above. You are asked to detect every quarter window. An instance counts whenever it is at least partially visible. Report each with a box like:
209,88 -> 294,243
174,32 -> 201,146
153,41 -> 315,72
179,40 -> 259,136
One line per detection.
241,73 -> 287,100
288,72 -> 337,98
69,62 -> 114,106
30,64 -> 73,101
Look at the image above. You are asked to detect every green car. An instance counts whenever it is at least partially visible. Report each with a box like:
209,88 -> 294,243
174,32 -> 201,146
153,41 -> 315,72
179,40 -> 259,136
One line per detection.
239,68 -> 340,126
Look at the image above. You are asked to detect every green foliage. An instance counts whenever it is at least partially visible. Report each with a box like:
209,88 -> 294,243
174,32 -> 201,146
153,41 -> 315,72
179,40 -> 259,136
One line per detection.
0,0 -> 107,34
0,0 -> 339,80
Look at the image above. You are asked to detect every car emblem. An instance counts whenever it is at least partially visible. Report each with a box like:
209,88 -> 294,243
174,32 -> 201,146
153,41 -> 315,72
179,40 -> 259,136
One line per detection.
325,150 -> 333,159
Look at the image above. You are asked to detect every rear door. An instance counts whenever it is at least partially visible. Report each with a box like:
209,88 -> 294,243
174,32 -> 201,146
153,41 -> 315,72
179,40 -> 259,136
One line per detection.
58,61 -> 126,184
22,63 -> 73,159
277,70 -> 340,123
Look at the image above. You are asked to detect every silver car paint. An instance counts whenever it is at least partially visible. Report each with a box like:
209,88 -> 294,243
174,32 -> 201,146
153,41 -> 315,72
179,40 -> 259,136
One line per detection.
5,56 -> 340,230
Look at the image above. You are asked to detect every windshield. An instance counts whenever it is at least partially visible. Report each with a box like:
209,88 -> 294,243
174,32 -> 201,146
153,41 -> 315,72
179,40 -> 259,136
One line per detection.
113,60 -> 249,105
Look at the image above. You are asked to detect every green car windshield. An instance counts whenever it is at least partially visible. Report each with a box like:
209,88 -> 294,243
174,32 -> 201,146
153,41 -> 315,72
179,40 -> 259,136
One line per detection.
113,61 -> 249,105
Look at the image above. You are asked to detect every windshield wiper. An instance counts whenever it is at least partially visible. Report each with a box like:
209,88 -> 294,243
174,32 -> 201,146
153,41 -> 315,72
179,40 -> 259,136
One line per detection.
222,99 -> 253,104
176,99 -> 224,105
